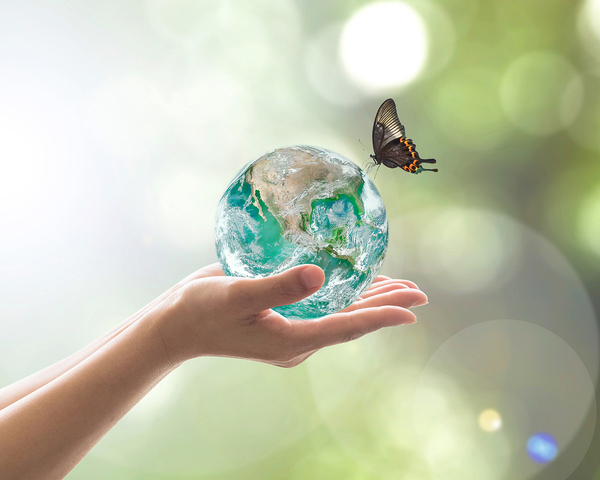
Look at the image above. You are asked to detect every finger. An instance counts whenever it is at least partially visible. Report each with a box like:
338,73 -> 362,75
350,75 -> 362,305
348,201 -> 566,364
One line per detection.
233,265 -> 325,313
372,275 -> 391,284
197,262 -> 225,277
365,278 -> 420,291
292,306 -> 417,351
342,288 -> 428,312
359,282 -> 410,300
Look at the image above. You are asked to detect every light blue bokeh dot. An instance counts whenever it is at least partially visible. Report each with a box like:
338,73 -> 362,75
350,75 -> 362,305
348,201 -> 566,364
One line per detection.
527,432 -> 558,463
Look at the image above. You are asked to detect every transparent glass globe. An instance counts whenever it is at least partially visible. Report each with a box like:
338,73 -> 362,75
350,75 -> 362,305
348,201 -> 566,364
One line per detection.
215,145 -> 388,319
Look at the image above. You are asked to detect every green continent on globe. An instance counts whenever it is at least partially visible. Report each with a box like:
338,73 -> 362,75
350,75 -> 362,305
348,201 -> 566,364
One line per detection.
246,148 -> 365,262
215,145 -> 388,319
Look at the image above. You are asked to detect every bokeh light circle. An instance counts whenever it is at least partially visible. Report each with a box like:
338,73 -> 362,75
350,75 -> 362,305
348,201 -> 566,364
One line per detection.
527,432 -> 559,464
500,52 -> 584,136
566,75 -> 600,152
415,320 -> 596,480
311,208 -> 599,479
429,67 -> 509,150
577,0 -> 600,61
400,207 -> 600,381
576,182 -> 600,259
479,409 -> 503,432
339,1 -> 428,92
417,208 -> 521,294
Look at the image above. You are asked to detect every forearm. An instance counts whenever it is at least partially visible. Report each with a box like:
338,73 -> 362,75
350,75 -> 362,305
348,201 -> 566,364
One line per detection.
0,271 -> 199,411
0,300 -> 179,480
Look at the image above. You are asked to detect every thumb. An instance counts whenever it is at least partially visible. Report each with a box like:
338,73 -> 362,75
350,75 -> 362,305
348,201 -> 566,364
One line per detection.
235,265 -> 325,313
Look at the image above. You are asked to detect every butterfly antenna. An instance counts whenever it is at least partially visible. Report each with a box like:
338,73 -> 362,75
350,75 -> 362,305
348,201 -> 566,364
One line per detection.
358,138 -> 366,151
421,167 -> 439,172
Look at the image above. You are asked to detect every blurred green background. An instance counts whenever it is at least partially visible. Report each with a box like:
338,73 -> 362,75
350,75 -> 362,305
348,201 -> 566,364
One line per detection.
1,0 -> 599,478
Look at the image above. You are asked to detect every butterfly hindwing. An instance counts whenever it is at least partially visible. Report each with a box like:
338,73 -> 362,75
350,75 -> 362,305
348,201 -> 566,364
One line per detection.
378,137 -> 418,169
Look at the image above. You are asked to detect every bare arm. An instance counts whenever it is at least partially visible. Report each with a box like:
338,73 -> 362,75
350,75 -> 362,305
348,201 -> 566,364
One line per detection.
0,264 -> 222,410
0,264 -> 427,480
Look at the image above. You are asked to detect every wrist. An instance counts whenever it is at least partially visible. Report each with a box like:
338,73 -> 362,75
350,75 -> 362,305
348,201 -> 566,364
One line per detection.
144,288 -> 196,367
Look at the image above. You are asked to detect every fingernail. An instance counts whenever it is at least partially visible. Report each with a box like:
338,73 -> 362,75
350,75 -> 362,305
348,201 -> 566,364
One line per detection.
411,295 -> 429,307
404,314 -> 418,325
412,300 -> 429,307
300,266 -> 324,290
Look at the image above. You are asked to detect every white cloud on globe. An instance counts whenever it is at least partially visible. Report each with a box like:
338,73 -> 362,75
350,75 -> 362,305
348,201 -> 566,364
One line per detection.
339,1 -> 428,93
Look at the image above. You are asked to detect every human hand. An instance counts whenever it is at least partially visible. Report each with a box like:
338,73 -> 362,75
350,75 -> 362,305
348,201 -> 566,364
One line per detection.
157,264 -> 427,367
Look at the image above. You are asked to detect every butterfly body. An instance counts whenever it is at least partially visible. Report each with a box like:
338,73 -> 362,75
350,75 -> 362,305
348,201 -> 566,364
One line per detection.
371,98 -> 438,174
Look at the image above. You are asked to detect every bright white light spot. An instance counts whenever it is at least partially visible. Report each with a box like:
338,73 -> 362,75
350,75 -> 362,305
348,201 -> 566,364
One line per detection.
339,2 -> 428,93
478,408 -> 502,432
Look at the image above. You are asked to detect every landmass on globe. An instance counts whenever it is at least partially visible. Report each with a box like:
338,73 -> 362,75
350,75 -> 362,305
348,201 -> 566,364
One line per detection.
215,145 -> 388,319
247,148 -> 365,264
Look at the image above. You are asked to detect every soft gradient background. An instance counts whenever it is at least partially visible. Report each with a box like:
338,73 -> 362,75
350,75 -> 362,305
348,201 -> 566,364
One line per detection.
1,0 -> 599,478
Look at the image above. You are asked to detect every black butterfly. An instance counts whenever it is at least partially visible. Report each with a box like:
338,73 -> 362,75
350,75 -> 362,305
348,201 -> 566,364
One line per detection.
371,98 -> 438,174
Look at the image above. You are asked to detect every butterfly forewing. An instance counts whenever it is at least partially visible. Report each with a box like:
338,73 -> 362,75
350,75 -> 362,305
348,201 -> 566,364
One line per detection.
372,98 -> 406,153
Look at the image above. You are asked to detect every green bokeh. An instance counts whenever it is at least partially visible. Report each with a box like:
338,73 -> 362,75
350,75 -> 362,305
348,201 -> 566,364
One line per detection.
1,0 -> 600,479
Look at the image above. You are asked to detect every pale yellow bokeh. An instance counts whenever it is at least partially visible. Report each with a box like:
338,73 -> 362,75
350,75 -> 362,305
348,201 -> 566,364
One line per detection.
478,408 -> 503,432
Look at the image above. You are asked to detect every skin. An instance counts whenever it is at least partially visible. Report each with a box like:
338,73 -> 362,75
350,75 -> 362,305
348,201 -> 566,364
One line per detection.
0,263 -> 427,480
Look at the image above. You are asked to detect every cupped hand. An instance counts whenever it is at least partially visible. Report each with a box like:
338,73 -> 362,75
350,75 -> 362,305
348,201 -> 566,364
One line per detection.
158,263 -> 427,367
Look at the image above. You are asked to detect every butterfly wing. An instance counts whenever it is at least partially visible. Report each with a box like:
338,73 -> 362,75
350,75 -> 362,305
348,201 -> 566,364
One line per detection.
372,98 -> 406,155
371,98 -> 438,173
378,137 -> 419,169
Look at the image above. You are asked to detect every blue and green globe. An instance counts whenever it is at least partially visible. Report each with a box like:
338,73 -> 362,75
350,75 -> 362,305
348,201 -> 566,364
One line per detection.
215,145 -> 388,319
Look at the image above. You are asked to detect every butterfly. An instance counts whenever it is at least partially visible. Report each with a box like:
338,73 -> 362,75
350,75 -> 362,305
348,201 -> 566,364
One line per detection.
371,98 -> 438,174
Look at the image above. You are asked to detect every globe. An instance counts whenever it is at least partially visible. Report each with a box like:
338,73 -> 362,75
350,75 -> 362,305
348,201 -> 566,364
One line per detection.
215,145 -> 388,319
